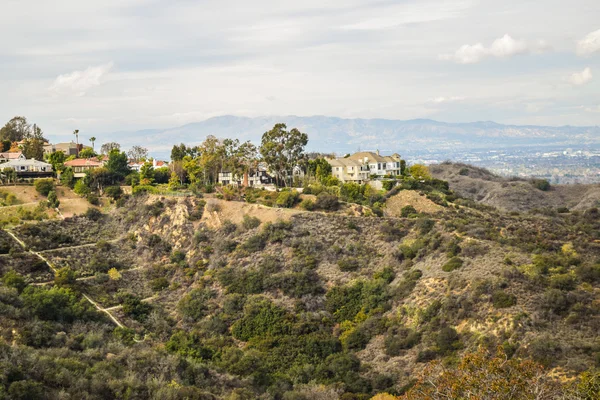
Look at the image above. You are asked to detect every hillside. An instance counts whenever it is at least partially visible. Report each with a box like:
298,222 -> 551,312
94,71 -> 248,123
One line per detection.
0,188 -> 599,399
430,162 -> 600,212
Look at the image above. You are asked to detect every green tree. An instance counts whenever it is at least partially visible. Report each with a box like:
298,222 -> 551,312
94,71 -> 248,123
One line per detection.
34,179 -> 55,196
409,164 -> 431,180
140,160 -> 155,183
307,157 -> 332,183
54,267 -> 76,286
1,139 -> 11,151
89,136 -> 96,150
21,123 -> 46,160
260,123 -> 308,187
60,167 -> 75,188
78,148 -> 97,159
0,116 -> 30,142
46,151 -> 66,172
105,149 -> 130,179
2,270 -> 27,293
47,190 -> 60,208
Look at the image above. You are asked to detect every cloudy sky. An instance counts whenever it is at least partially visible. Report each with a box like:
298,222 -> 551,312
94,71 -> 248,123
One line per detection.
1,0 -> 599,140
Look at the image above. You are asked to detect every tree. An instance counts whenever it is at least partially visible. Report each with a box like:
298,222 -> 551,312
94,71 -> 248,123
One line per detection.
105,149 -> 130,179
399,347 -> 564,400
100,142 -> 121,155
47,190 -> 60,208
2,168 -> 16,184
260,123 -> 308,187
34,179 -> 55,196
54,267 -> 76,287
73,129 -> 80,157
60,167 -> 75,188
171,143 -> 200,161
170,160 -> 187,185
78,148 -> 96,159
307,158 -> 332,183
409,164 -> 431,180
0,116 -> 30,142
127,145 -> 148,162
140,160 -> 155,184
21,123 -> 46,160
89,136 -> 96,150
1,139 -> 11,151
46,151 -> 66,172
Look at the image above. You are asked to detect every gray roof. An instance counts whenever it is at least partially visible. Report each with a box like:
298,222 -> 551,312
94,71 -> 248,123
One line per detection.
1,159 -> 52,169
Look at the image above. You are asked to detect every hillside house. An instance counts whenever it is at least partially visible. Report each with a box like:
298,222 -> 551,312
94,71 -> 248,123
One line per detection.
64,158 -> 104,178
218,168 -> 274,187
0,158 -> 53,177
128,159 -> 168,172
44,142 -> 91,156
327,151 -> 402,183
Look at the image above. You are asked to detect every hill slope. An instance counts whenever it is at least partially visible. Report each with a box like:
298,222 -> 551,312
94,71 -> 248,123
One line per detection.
430,162 -> 600,212
1,192 -> 599,398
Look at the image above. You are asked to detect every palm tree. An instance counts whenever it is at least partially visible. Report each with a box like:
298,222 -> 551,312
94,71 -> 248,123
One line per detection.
73,129 -> 79,157
89,136 -> 96,151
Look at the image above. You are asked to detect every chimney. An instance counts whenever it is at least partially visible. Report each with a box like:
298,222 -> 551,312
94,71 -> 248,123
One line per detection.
376,149 -> 380,156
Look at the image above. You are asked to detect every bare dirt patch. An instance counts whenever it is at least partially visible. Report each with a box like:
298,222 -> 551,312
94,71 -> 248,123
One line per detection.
201,198 -> 304,229
384,190 -> 444,216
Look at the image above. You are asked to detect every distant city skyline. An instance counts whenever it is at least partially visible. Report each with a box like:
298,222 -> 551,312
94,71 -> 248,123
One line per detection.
1,1 -> 599,136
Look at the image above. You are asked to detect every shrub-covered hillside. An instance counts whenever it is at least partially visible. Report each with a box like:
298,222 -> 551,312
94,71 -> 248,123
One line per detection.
0,191 -> 599,399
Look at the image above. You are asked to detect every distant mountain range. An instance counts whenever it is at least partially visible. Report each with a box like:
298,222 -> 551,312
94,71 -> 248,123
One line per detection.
96,115 -> 600,158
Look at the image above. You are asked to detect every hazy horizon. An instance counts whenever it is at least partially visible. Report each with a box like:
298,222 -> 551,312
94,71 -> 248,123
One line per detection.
1,0 -> 599,139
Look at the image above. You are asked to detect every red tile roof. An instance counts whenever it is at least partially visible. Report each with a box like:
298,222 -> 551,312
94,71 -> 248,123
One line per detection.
64,159 -> 103,167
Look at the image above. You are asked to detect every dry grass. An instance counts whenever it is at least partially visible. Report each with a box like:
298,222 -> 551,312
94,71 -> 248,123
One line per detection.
384,190 -> 444,216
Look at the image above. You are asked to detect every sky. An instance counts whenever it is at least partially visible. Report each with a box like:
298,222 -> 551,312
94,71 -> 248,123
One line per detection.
1,0 -> 599,142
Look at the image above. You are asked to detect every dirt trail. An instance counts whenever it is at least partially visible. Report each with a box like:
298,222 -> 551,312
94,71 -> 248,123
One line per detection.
5,230 -> 127,329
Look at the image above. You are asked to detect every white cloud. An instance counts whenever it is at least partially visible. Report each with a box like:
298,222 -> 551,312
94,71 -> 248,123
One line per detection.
49,62 -> 114,96
568,67 -> 593,86
577,29 -> 600,56
441,34 -> 543,64
584,105 -> 600,113
431,96 -> 465,103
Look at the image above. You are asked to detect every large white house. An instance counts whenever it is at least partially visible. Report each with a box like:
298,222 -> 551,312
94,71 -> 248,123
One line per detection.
0,158 -> 53,177
327,151 -> 402,183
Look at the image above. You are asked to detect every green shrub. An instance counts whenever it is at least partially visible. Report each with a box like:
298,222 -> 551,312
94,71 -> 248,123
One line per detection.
401,205 -> 417,217
549,273 -> 577,291
150,277 -> 169,292
242,215 -> 261,230
178,287 -> 215,321
2,270 -> 27,293
442,257 -> 464,272
300,199 -> 314,211
104,185 -> 123,200
531,179 -> 551,191
231,298 -> 292,341
337,257 -> 360,272
384,327 -> 421,356
276,190 -> 300,208
84,208 -> 103,220
34,179 -> 55,196
241,234 -> 267,252
491,290 -> 517,308
575,263 -> 600,283
315,193 -> 339,211
47,190 -> 60,208
119,293 -> 152,322
87,193 -> 99,205
435,326 -> 461,354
